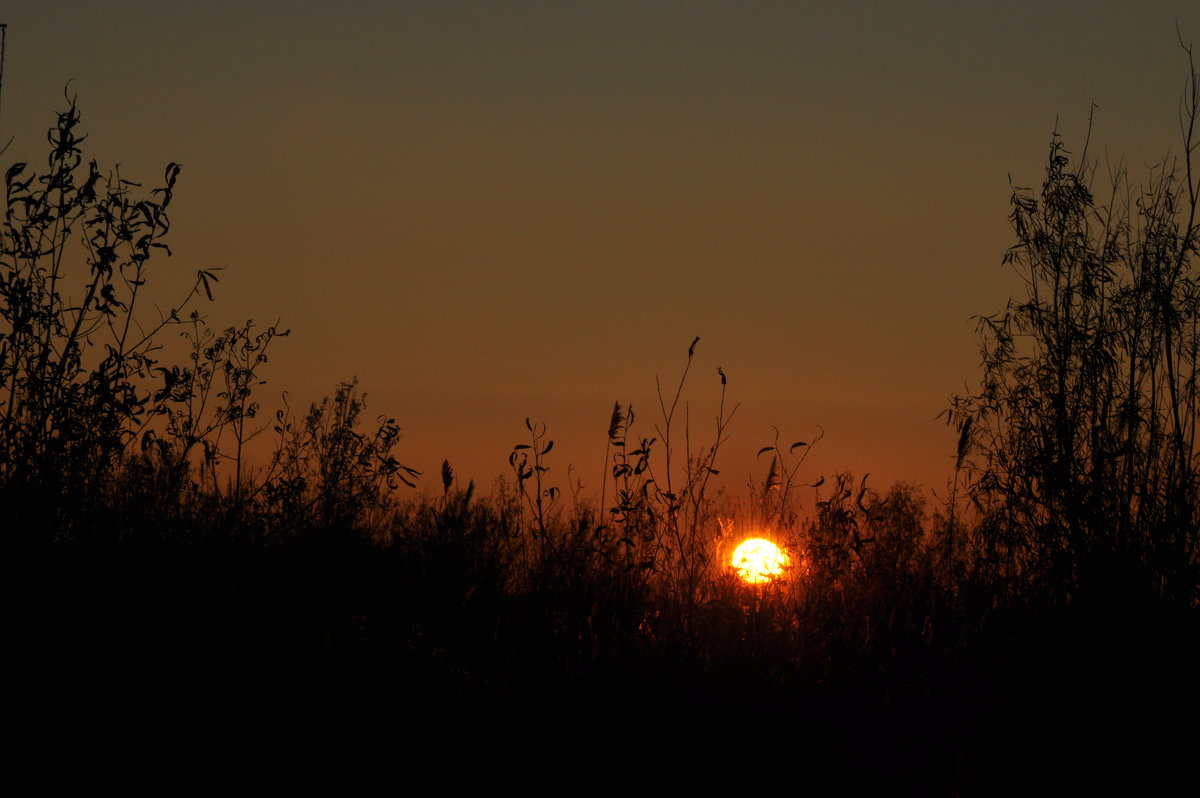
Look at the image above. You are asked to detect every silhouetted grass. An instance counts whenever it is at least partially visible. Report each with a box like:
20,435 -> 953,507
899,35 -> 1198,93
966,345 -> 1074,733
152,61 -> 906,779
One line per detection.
5,53 -> 1200,791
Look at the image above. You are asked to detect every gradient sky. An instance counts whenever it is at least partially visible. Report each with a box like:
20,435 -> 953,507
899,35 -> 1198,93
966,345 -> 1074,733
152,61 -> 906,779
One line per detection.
2,1 -> 1196,502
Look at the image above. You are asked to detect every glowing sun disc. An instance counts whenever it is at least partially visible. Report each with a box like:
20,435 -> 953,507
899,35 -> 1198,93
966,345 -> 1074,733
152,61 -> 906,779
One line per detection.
731,537 -> 791,584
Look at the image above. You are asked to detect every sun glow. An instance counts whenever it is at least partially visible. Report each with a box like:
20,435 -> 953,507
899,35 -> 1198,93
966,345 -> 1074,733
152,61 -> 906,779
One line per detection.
731,537 -> 791,584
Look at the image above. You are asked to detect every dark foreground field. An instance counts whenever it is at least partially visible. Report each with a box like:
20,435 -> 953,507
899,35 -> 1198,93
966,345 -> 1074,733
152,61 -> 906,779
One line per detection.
9,528 -> 1197,791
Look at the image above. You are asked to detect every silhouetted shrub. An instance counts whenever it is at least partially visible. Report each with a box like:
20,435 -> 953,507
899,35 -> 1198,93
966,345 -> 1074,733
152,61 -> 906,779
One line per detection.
948,51 -> 1200,606
0,94 -> 213,538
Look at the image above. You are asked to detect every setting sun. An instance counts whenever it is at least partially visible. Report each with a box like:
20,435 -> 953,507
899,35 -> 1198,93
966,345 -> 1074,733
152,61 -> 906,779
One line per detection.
731,537 -> 791,584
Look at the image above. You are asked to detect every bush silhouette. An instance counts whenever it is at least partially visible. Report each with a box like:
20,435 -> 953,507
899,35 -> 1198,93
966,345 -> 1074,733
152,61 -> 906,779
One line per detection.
0,95 -> 415,542
947,51 -> 1200,606
0,94 -> 210,538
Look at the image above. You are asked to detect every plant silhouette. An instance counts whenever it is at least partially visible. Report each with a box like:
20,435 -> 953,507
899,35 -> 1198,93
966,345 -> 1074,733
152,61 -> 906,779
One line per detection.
947,49 -> 1200,606
3,45 -> 1197,792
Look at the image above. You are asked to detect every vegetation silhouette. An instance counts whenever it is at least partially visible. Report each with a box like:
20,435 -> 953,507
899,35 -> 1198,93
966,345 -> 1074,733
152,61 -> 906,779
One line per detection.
946,60 -> 1200,608
4,48 -> 1198,788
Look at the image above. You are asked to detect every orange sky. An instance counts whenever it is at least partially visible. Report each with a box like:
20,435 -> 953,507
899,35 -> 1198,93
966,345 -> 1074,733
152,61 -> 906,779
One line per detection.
2,1 -> 1196,503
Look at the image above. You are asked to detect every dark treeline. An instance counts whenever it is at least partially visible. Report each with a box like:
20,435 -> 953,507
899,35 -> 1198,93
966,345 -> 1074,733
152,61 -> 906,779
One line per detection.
5,61 -> 1199,787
